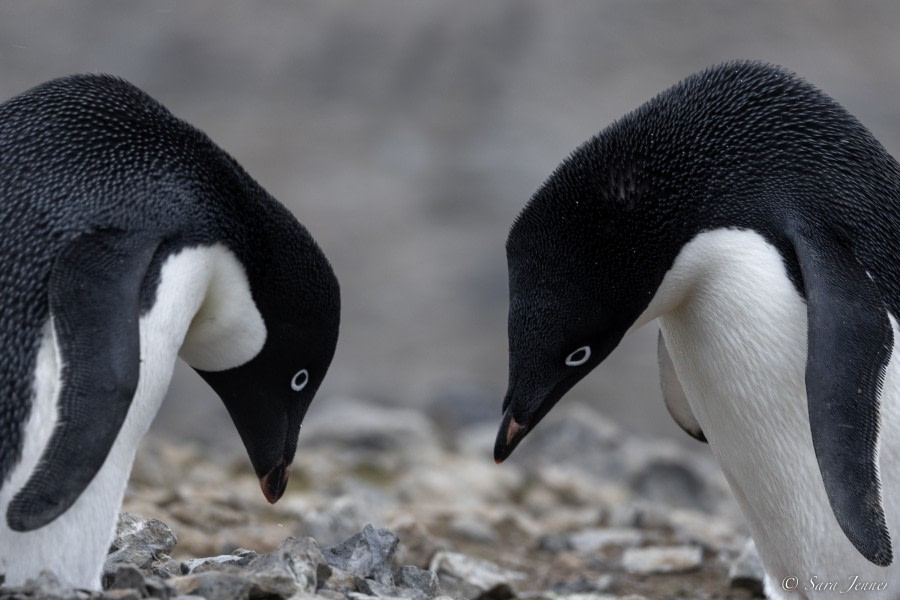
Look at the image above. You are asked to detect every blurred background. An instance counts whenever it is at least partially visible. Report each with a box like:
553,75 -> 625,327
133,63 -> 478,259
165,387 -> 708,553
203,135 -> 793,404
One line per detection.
3,1 -> 900,459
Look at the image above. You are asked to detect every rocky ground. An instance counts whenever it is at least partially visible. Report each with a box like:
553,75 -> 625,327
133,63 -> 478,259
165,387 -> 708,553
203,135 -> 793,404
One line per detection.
0,399 -> 765,600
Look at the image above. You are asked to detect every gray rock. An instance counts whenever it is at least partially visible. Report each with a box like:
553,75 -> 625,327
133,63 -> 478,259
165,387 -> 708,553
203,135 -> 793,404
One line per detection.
567,528 -> 645,554
101,564 -> 173,599
172,572 -> 253,600
104,513 -> 178,581
293,496 -> 373,548
538,528 -> 644,554
394,566 -> 440,598
729,539 -> 765,596
322,525 -> 399,585
0,570 -> 91,600
449,514 -> 498,544
245,536 -> 330,596
102,589 -> 142,600
621,546 -> 703,575
357,578 -> 427,599
627,453 -> 715,513
151,555 -> 180,580
428,552 -> 525,600
180,550 -> 258,575
104,565 -> 147,595
547,574 -> 614,595
320,566 -> 360,593
538,595 -> 641,600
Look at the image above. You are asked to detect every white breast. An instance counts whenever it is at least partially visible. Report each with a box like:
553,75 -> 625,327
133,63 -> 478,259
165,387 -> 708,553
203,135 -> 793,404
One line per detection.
0,244 -> 265,589
632,228 -> 900,599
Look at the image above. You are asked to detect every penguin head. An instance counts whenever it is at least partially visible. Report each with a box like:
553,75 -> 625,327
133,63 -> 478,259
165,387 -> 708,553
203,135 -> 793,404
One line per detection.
494,140 -> 679,463
183,218 -> 340,504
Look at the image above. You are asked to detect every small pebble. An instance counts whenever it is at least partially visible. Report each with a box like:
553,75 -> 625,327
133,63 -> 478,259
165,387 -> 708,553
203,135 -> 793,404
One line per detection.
621,546 -> 703,574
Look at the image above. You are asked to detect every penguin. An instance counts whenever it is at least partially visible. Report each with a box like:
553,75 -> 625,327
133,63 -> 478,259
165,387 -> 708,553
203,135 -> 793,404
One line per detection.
0,75 -> 340,589
493,61 -> 900,599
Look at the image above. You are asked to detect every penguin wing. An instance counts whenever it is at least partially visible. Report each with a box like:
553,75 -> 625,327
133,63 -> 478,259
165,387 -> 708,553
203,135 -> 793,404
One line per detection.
7,229 -> 159,531
792,229 -> 893,566
657,330 -> 707,443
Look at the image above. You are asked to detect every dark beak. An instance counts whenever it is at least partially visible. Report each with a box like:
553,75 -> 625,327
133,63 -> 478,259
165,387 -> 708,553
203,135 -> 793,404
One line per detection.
259,462 -> 291,504
494,409 -> 529,463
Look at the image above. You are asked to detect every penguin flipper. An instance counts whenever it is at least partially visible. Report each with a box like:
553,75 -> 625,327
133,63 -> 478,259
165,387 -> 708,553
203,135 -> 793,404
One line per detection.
7,229 -> 159,531
793,230 -> 893,566
657,329 -> 706,443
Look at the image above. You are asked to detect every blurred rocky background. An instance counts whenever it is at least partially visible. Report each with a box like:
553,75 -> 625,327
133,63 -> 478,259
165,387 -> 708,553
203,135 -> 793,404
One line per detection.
3,2 -> 900,598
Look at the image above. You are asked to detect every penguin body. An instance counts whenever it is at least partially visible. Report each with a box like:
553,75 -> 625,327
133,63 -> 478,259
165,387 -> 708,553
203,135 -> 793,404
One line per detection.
0,75 -> 340,588
495,61 -> 900,597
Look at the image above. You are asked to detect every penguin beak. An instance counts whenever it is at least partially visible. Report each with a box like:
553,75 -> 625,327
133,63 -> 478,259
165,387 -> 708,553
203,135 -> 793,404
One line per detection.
259,461 -> 291,504
494,409 -> 528,464
495,370 -> 592,463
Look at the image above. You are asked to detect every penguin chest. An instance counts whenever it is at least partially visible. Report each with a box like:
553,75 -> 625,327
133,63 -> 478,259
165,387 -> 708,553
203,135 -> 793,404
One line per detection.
650,229 -> 900,588
0,244 -> 259,589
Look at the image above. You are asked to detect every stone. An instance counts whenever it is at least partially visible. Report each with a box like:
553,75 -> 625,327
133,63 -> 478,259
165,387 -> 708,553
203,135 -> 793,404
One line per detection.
429,552 -> 525,599
104,565 -> 148,594
151,555 -> 180,579
2,571 -> 74,599
547,574 -> 614,594
357,577 -> 428,599
180,550 -> 258,575
627,450 -> 714,513
172,572 -> 253,600
104,513 -> 178,580
320,566 -> 360,593
667,510 -> 742,551
621,546 -> 703,575
449,514 -> 498,544
395,565 -> 440,598
388,518 -> 450,571
729,538 -> 765,596
322,525 -> 399,585
538,595 -> 640,600
245,536 -> 329,596
285,495 -> 376,548
103,589 -> 142,600
566,528 -> 645,554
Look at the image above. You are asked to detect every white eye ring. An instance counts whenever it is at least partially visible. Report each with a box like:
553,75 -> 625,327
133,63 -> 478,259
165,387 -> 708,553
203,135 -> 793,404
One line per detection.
565,346 -> 591,367
291,369 -> 309,392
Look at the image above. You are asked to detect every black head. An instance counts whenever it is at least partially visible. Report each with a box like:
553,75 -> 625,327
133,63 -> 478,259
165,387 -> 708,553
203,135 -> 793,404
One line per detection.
494,156 -> 675,461
191,201 -> 341,503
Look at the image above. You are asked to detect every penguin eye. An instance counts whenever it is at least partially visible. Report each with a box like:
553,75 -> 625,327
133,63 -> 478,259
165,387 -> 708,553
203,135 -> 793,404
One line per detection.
290,369 -> 309,392
565,346 -> 591,367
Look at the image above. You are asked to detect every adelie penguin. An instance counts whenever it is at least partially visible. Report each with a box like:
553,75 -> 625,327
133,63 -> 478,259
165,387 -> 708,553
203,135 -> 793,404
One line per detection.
0,75 -> 340,588
494,61 -> 900,599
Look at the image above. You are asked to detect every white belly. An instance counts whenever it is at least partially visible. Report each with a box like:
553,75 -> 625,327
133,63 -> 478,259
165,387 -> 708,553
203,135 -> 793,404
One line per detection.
642,229 -> 899,599
0,246 -> 226,588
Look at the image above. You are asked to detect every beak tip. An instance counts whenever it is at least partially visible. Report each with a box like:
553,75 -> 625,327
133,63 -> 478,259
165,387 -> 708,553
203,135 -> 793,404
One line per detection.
493,414 -> 524,465
260,464 -> 291,504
